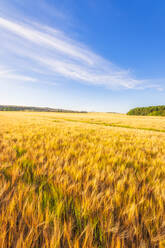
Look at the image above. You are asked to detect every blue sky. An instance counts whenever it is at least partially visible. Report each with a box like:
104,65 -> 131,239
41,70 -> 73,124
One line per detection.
0,0 -> 165,112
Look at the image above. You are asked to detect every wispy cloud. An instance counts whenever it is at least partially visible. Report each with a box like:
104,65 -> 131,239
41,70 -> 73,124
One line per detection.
0,15 -> 161,90
0,66 -> 37,83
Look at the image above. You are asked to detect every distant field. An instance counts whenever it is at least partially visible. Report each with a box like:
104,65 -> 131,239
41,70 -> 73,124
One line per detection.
0,112 -> 165,247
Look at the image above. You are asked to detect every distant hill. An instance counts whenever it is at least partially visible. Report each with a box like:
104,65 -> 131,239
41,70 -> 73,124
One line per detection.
127,105 -> 165,116
0,105 -> 87,113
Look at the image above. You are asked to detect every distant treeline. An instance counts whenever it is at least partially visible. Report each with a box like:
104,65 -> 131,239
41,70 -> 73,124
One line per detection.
127,105 -> 165,116
0,105 -> 87,113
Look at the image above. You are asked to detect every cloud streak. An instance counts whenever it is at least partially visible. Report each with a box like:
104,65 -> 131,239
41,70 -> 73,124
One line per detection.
0,65 -> 37,83
0,16 -> 160,90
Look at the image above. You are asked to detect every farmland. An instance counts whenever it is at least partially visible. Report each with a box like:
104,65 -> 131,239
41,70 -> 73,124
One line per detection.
0,112 -> 165,247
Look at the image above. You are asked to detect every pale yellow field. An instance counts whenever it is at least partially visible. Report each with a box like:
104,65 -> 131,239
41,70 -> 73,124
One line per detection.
0,112 -> 165,247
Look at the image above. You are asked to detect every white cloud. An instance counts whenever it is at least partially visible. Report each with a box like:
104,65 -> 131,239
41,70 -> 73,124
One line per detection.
0,16 -> 161,90
0,17 -> 94,64
0,66 -> 37,82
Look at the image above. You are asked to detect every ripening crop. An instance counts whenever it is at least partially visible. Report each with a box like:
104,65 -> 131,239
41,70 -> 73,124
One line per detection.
0,112 -> 165,248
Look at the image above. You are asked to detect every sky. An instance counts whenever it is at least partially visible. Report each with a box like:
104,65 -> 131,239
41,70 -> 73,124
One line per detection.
0,0 -> 165,112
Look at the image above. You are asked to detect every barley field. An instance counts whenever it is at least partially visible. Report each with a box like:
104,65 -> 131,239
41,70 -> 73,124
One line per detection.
0,112 -> 165,248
